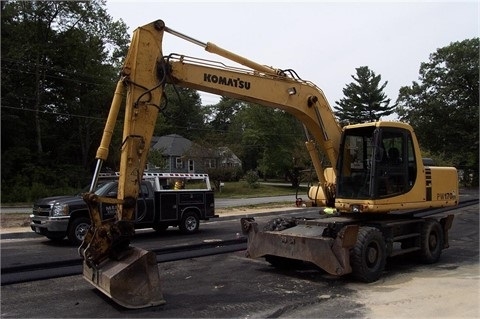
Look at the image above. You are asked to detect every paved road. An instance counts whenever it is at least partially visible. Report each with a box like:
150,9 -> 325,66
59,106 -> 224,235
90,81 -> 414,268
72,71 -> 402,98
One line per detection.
0,195 -> 300,214
1,204 -> 478,318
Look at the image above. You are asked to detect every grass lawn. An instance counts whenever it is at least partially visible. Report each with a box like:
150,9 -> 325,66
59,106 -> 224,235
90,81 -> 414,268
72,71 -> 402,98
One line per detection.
214,181 -> 309,198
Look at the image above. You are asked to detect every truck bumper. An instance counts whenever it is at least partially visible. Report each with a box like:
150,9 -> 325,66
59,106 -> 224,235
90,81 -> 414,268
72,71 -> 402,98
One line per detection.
30,216 -> 69,234
240,218 -> 359,276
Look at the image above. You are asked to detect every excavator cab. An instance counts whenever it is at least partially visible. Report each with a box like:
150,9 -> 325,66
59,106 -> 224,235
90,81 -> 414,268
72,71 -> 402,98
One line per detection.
335,121 -> 457,213
337,124 -> 414,200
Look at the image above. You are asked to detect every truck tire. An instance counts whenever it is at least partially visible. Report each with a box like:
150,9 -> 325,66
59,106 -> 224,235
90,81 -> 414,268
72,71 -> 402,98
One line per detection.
67,217 -> 91,246
419,219 -> 444,264
350,226 -> 386,283
179,211 -> 199,234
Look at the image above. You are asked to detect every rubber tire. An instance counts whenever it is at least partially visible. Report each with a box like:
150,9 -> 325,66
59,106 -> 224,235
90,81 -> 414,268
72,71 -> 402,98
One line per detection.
67,217 -> 91,246
419,219 -> 444,264
179,211 -> 199,234
350,226 -> 387,283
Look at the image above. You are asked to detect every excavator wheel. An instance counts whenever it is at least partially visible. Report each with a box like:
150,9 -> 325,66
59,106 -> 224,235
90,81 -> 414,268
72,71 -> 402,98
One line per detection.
350,226 -> 386,283
419,219 -> 444,264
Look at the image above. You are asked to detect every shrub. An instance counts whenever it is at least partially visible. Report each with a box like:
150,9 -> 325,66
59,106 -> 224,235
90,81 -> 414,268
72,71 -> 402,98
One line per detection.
244,170 -> 259,188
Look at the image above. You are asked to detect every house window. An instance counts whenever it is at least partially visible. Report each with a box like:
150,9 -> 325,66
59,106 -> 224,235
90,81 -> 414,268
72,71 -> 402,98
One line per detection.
205,159 -> 216,168
176,158 -> 183,169
188,159 -> 194,172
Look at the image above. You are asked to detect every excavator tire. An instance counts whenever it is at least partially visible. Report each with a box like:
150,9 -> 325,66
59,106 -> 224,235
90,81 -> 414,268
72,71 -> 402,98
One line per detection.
419,219 -> 444,264
350,226 -> 386,283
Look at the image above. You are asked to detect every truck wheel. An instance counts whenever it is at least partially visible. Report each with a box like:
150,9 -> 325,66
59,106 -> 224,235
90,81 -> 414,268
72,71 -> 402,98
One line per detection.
419,219 -> 444,264
350,226 -> 386,283
179,211 -> 199,234
67,217 -> 91,246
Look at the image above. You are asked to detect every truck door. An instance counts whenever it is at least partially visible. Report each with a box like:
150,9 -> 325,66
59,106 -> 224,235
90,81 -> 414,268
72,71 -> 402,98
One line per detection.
135,183 -> 155,225
156,193 -> 178,221
100,183 -> 118,220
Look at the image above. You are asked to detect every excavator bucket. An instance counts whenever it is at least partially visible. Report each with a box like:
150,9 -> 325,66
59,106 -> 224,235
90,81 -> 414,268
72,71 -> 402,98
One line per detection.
83,247 -> 165,309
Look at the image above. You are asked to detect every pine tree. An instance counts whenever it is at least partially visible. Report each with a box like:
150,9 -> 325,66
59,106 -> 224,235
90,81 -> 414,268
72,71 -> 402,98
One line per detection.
334,66 -> 394,125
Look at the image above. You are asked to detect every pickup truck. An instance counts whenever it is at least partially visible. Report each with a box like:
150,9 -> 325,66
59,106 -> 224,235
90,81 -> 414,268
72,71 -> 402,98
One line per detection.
30,173 -> 217,245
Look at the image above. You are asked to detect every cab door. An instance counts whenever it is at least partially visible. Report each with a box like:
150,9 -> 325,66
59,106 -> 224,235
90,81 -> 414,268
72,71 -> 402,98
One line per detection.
374,128 -> 410,198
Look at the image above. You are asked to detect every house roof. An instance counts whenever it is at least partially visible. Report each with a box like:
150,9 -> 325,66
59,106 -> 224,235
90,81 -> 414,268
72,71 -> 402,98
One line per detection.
151,134 -> 192,156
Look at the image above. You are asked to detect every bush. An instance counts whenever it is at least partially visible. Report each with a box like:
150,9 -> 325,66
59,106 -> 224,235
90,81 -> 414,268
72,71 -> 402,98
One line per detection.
244,170 -> 259,188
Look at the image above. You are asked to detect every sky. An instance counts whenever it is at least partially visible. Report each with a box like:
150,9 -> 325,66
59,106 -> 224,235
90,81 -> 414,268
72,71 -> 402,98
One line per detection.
105,0 -> 479,118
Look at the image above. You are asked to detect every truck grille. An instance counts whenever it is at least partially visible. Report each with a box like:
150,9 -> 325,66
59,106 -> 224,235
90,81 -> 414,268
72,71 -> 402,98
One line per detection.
32,205 -> 52,217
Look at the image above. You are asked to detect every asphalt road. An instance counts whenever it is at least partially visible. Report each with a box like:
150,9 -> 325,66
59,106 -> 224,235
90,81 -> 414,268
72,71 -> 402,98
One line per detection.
1,202 -> 478,318
0,195 -> 299,214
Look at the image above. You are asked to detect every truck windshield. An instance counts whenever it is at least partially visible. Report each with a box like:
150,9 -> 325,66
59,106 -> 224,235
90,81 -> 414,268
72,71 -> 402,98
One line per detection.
94,182 -> 116,196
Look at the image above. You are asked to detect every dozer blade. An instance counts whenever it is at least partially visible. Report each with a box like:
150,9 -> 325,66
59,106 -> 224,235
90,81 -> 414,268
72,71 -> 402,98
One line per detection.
83,246 -> 165,309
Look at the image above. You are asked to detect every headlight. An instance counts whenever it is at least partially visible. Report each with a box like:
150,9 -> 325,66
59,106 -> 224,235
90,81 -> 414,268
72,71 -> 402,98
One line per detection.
52,203 -> 69,217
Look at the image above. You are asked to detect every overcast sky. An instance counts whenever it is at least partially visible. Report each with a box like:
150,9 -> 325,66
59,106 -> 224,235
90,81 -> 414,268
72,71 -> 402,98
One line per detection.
106,0 -> 478,118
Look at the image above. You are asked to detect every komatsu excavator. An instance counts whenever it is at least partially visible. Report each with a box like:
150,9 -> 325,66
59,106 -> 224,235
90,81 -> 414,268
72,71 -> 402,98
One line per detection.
79,20 -> 458,308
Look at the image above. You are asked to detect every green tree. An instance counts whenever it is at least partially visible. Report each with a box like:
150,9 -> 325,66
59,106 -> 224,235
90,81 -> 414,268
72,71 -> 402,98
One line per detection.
205,96 -> 242,132
396,38 -> 479,186
231,103 -> 307,185
1,0 -> 129,202
154,85 -> 206,141
334,66 -> 394,125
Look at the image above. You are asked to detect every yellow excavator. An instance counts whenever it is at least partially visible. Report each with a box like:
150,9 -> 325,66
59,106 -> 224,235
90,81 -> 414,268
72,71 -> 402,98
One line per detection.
79,20 -> 458,308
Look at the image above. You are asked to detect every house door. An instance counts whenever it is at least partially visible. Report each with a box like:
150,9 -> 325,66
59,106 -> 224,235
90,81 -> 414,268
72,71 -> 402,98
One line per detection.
188,159 -> 194,173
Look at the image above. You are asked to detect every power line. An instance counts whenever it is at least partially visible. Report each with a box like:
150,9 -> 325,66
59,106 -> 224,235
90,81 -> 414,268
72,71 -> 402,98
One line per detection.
0,105 -> 107,121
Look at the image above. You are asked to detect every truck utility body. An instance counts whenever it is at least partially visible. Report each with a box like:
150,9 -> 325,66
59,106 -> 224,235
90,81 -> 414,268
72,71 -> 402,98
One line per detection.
30,173 -> 216,245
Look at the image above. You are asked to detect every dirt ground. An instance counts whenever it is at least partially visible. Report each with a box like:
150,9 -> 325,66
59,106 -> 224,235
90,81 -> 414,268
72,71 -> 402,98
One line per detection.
0,213 -> 31,229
